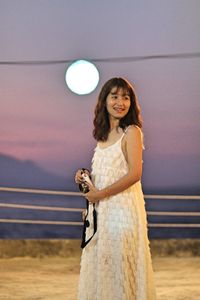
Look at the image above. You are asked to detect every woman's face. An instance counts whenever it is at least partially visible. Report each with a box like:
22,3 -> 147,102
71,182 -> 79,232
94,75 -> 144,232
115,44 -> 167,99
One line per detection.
106,87 -> 131,120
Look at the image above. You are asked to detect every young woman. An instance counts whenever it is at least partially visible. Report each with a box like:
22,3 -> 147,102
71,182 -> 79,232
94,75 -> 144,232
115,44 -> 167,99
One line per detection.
75,77 -> 157,299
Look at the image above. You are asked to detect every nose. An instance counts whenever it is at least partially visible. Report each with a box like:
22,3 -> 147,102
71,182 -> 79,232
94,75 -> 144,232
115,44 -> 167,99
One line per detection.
116,96 -> 124,105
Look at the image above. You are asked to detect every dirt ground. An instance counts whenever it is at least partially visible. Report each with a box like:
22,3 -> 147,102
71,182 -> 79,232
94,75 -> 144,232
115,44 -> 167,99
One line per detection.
0,255 -> 199,300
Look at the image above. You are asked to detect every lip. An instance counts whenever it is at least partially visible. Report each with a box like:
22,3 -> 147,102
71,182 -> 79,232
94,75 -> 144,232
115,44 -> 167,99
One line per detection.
113,107 -> 125,113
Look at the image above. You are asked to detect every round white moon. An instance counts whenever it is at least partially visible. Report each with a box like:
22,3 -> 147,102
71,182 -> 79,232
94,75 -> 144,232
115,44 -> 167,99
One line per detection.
65,60 -> 99,95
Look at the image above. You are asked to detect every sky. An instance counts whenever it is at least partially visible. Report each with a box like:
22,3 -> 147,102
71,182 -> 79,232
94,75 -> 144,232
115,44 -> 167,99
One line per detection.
0,0 -> 199,190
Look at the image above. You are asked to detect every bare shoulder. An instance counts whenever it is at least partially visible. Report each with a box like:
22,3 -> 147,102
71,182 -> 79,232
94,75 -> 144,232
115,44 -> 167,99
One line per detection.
122,125 -> 143,152
125,125 -> 142,141
122,125 -> 143,160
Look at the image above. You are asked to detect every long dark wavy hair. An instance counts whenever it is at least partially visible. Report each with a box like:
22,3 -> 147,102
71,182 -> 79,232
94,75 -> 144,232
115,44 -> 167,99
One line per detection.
93,77 -> 143,141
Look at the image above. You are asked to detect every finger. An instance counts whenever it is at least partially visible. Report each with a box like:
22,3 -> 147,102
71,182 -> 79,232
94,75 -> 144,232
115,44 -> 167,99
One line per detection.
78,174 -> 84,180
78,170 -> 83,176
75,170 -> 82,177
76,177 -> 82,184
75,171 -> 84,183
88,185 -> 96,193
75,176 -> 81,184
85,181 -> 93,190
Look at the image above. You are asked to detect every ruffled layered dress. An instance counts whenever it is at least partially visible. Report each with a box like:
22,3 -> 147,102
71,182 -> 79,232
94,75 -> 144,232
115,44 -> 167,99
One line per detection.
77,128 -> 157,300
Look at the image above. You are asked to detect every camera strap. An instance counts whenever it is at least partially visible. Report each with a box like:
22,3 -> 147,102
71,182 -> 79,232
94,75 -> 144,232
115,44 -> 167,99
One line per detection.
81,201 -> 97,249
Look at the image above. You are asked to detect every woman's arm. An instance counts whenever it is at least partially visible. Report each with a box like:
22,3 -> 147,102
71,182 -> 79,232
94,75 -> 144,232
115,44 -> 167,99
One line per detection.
85,126 -> 143,203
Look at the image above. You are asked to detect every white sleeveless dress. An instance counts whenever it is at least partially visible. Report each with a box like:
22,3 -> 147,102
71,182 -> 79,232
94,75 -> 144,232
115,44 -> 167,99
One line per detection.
77,127 -> 157,300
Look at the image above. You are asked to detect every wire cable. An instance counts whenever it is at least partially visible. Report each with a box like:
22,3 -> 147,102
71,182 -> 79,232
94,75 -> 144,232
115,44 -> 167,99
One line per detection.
0,52 -> 200,66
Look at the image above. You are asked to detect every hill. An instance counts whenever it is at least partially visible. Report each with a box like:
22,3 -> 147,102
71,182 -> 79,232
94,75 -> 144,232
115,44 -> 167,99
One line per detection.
0,153 -> 76,190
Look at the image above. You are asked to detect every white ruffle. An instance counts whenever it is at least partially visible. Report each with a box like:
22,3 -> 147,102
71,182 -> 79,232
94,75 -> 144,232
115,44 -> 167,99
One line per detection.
78,132 -> 157,300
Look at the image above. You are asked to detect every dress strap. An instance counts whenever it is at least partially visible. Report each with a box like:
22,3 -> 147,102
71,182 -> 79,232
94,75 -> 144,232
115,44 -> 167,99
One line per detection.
124,125 -> 145,150
124,125 -> 131,133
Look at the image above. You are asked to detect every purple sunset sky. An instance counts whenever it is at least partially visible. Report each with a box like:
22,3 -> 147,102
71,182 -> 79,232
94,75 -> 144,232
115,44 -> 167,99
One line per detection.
0,1 -> 199,189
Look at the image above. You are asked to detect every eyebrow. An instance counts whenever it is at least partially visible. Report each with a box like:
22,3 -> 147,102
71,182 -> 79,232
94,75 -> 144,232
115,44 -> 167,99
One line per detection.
110,91 -> 130,96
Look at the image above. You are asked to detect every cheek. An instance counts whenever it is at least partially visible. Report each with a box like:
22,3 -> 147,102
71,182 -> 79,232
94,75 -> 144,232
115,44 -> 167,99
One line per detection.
126,101 -> 131,110
108,97 -> 115,104
106,98 -> 115,109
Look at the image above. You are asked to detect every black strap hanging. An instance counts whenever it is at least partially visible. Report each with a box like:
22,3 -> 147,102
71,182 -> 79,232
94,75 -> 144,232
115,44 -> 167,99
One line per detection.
81,201 -> 97,249
78,168 -> 97,249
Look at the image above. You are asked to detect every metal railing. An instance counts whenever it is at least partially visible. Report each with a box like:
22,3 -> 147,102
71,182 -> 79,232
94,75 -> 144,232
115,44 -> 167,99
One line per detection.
0,186 -> 200,228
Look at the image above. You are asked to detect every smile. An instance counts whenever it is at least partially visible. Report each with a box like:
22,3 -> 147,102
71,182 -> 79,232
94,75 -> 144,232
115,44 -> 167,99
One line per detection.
113,107 -> 126,112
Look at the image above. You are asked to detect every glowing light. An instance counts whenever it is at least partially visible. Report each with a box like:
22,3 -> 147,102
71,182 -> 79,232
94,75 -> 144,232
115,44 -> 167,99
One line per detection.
65,60 -> 99,95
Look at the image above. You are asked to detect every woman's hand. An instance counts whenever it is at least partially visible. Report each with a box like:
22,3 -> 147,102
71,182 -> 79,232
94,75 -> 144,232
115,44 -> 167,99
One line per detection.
74,169 -> 90,184
84,182 -> 104,203
74,169 -> 83,184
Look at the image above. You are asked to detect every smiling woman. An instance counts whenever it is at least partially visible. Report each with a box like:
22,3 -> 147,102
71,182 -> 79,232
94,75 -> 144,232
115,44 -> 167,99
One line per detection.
75,77 -> 157,299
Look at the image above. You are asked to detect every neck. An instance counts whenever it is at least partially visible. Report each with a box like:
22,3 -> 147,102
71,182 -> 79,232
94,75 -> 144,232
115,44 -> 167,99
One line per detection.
109,117 -> 120,131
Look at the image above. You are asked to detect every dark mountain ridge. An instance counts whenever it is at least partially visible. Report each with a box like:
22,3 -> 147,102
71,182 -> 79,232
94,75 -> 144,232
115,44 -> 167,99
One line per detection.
0,153 -> 199,195
0,153 -> 76,190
